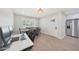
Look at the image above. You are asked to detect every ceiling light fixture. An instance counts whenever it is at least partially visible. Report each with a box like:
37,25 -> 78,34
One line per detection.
37,8 -> 44,13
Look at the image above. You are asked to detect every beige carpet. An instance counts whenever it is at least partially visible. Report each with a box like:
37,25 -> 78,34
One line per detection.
31,33 -> 79,51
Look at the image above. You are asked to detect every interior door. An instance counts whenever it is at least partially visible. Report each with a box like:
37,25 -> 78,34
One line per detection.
48,19 -> 55,36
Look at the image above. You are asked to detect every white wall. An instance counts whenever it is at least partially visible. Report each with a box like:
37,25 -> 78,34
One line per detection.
40,12 -> 66,39
14,15 -> 39,34
39,15 -> 56,37
0,8 -> 13,26
58,13 -> 66,39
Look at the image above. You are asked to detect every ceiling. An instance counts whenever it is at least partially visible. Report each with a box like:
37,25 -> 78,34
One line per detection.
12,8 -> 79,18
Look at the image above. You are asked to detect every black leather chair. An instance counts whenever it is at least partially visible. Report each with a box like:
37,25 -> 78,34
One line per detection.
0,26 -> 13,50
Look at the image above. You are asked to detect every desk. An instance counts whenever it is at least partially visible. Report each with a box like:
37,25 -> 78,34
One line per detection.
5,33 -> 33,51
19,27 -> 40,41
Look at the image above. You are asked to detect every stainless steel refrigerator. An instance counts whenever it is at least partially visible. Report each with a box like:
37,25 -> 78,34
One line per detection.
66,19 -> 79,38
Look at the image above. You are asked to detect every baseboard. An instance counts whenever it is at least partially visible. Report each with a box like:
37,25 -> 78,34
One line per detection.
40,31 -> 65,39
40,32 -> 58,39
